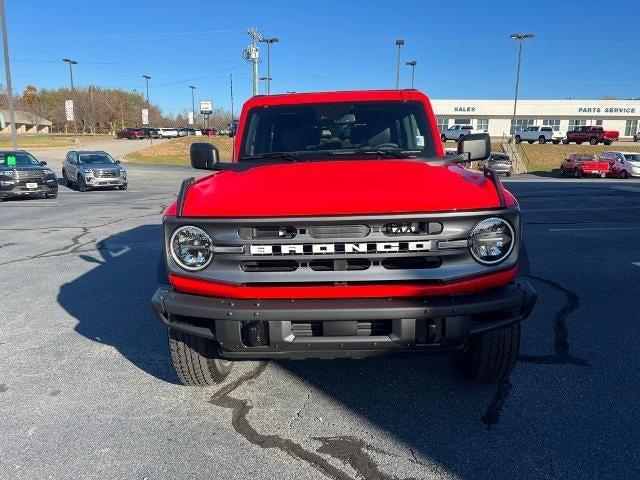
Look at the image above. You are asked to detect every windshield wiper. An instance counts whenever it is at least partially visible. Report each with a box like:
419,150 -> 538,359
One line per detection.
329,148 -> 421,159
239,152 -> 301,162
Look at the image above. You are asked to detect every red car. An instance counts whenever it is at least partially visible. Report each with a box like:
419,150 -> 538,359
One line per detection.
563,126 -> 618,145
201,128 -> 218,136
560,153 -> 610,178
151,89 -> 537,387
116,128 -> 144,139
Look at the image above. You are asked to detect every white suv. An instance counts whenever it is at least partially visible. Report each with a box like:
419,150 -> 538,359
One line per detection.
157,128 -> 179,138
514,126 -> 564,144
441,124 -> 485,142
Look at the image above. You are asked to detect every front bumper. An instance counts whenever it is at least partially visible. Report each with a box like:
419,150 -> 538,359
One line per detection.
151,280 -> 537,359
0,179 -> 58,198
85,175 -> 127,187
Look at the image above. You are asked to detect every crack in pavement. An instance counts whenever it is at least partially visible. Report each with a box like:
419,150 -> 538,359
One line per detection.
518,275 -> 589,367
209,364 -> 414,480
288,391 -> 311,430
481,273 -> 590,430
315,436 -> 417,480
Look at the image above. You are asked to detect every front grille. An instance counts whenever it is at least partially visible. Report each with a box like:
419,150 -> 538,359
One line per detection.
163,209 -> 521,286
94,169 -> 118,178
15,170 -> 45,181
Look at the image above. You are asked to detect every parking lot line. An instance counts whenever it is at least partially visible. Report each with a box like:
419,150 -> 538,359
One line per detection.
549,227 -> 640,232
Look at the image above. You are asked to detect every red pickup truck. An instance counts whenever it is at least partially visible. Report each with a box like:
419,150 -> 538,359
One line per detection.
560,153 -> 610,178
151,89 -> 537,387
563,126 -> 618,145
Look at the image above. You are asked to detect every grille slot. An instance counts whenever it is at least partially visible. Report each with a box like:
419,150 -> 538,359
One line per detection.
308,224 -> 370,239
291,321 -> 323,337
358,320 -> 392,336
309,259 -> 371,272
382,257 -> 442,270
242,260 -> 298,272
238,226 -> 297,239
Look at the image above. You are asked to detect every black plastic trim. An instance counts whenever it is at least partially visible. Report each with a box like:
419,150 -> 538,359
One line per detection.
176,177 -> 195,217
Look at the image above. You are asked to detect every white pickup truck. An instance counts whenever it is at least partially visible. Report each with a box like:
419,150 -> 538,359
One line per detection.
514,126 -> 564,144
440,124 -> 485,142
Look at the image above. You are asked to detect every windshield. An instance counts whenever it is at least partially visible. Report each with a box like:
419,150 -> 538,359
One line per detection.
78,154 -> 116,165
0,152 -> 40,167
240,101 -> 437,161
624,154 -> 640,162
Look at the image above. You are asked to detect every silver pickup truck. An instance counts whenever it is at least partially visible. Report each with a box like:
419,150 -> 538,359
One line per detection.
514,126 -> 564,144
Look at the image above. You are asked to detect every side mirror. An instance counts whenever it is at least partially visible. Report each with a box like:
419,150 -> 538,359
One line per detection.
40,160 -> 47,166
457,133 -> 490,161
190,142 -> 220,170
115,159 -> 121,164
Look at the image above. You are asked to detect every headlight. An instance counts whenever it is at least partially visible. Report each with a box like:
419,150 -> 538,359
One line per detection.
119,168 -> 126,176
468,217 -> 515,265
169,225 -> 214,271
83,169 -> 94,174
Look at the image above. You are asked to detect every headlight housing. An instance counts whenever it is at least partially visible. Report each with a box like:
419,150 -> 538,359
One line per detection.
169,225 -> 214,271
468,217 -> 515,265
83,169 -> 94,174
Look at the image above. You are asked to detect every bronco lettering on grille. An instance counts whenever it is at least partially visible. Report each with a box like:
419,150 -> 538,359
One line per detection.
249,241 -> 433,256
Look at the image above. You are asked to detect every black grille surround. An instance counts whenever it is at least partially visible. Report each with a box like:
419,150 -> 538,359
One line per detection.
163,208 -> 521,286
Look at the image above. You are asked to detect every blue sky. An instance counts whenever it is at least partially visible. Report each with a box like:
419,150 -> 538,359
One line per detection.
3,0 -> 639,115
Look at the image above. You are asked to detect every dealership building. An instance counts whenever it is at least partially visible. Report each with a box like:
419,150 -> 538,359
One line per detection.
430,99 -> 640,139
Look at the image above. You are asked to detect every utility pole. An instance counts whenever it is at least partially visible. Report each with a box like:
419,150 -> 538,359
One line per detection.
63,58 -> 78,139
245,28 -> 261,96
0,0 -> 17,149
259,37 -> 279,94
142,74 -> 152,144
509,33 -> 534,138
90,84 -> 96,136
405,60 -> 417,89
395,39 -> 405,90
142,75 -> 151,104
189,85 -> 196,126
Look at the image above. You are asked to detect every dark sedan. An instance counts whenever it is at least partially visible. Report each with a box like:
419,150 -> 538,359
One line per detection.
0,151 -> 58,201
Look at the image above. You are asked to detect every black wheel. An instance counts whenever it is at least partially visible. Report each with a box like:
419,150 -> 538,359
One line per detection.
539,136 -> 546,144
560,166 -> 566,177
589,137 -> 598,145
574,168 -> 582,178
527,140 -> 534,144
46,192 -> 58,199
552,140 -> 560,144
77,175 -> 88,192
441,134 -> 447,142
576,141 -> 582,145
604,140 -> 612,146
456,322 -> 520,383
562,139 -> 569,144
621,170 -> 629,179
168,329 -> 233,386
634,135 -> 638,142
514,135 -> 521,144
62,170 -> 71,187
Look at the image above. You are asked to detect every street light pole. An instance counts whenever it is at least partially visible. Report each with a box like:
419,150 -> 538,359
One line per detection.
0,0 -> 17,149
259,37 -> 279,95
142,74 -> 151,104
405,60 -> 417,89
63,58 -> 78,139
509,33 -> 534,138
395,39 -> 405,90
189,85 -> 196,125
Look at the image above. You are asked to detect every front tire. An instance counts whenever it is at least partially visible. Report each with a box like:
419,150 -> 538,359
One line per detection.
589,137 -> 598,145
514,135 -> 521,144
574,168 -> 582,178
168,329 -> 233,386
562,139 -> 569,144
539,136 -> 546,144
77,175 -> 88,192
456,322 -> 520,383
621,170 -> 629,179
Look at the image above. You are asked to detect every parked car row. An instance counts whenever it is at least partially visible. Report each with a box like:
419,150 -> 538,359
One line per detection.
440,124 -> 487,142
116,127 -> 216,140
0,149 -> 128,202
514,126 -> 564,144
560,151 -> 640,178
514,125 -> 620,145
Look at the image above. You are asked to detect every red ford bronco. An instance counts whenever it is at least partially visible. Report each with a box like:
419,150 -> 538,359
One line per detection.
151,90 -> 536,386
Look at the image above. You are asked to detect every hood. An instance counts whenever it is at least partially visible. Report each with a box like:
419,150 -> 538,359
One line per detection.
0,165 -> 45,171
177,160 -> 504,218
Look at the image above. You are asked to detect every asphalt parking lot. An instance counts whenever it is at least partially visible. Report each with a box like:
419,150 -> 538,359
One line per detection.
1,144 -> 640,480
